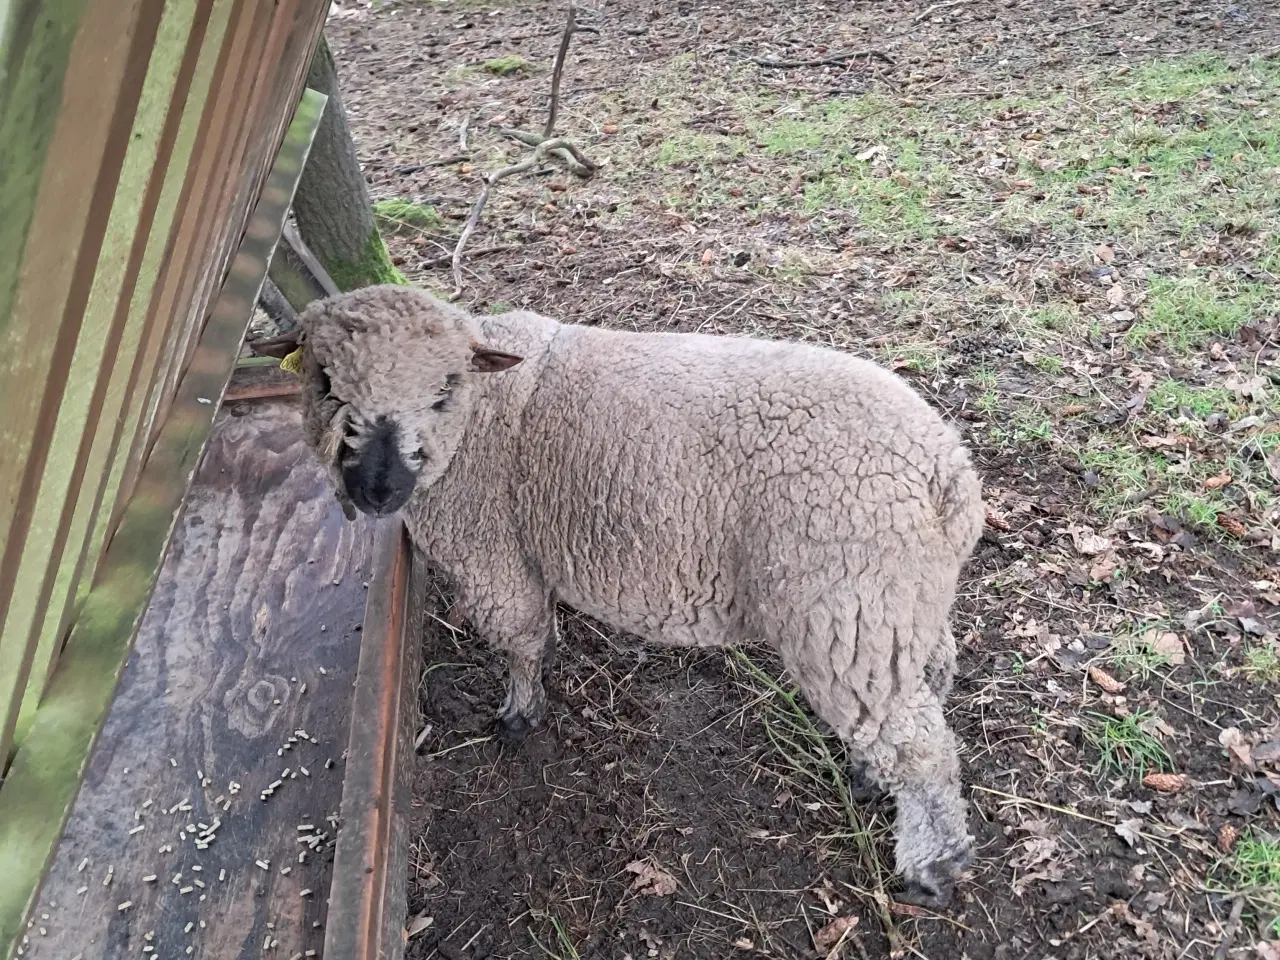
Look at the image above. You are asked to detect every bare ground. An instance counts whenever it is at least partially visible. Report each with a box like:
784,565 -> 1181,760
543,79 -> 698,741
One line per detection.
325,1 -> 1280,957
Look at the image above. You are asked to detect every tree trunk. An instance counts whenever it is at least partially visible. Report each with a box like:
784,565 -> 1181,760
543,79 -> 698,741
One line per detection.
292,35 -> 403,291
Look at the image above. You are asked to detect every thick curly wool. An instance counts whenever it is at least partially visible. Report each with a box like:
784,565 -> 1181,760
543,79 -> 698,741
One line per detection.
296,285 -> 985,908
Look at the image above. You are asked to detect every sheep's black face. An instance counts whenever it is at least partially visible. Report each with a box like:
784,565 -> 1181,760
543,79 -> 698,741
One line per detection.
340,416 -> 418,517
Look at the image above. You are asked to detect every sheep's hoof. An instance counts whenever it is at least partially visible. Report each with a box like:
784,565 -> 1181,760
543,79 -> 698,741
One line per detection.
897,847 -> 970,911
896,877 -> 955,911
497,711 -> 537,743
848,763 -> 886,803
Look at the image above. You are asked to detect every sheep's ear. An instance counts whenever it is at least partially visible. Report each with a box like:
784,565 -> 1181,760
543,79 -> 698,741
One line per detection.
468,341 -> 523,373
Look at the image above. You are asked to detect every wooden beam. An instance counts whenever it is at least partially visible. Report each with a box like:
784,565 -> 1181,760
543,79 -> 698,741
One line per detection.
324,523 -> 422,960
0,86 -> 328,960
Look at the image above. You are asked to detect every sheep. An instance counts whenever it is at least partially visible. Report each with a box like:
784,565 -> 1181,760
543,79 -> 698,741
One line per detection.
282,284 -> 985,909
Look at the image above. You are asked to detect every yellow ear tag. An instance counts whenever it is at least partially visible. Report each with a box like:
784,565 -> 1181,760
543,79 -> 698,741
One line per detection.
280,347 -> 304,374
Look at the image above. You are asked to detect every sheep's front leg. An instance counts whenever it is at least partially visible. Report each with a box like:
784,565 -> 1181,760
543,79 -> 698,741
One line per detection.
494,623 -> 556,742
468,589 -> 558,743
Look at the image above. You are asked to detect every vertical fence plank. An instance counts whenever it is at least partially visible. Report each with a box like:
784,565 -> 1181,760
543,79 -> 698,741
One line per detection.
6,0 -> 219,750
0,88 -> 328,959
0,0 -> 169,765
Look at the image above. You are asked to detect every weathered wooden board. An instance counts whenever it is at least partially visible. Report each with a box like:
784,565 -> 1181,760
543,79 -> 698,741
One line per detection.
17,400 -> 375,960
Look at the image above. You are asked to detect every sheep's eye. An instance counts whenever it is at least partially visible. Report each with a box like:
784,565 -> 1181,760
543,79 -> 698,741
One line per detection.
408,449 -> 426,464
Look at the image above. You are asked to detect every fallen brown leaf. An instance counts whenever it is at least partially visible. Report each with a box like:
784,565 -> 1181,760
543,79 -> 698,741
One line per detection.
1089,665 -> 1126,694
1142,772 -> 1187,793
1204,472 -> 1233,490
1217,513 -> 1248,538
625,859 -> 677,896
1218,822 -> 1239,853
602,122 -> 619,134
1147,630 -> 1186,666
813,915 -> 860,953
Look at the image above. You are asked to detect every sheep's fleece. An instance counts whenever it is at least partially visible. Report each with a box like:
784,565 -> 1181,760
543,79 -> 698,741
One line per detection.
293,285 -> 985,909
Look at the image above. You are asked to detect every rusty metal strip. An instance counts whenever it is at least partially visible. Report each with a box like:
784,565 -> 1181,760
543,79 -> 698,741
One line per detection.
0,87 -> 327,960
325,523 -> 421,960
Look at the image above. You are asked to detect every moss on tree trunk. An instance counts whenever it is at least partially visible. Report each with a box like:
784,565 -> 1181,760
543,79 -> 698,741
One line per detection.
293,35 -> 405,291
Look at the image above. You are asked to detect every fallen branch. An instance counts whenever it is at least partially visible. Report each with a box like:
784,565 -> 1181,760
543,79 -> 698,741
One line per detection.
448,4 -> 598,296
913,0 -> 968,22
451,137 -> 584,296
750,48 -> 895,69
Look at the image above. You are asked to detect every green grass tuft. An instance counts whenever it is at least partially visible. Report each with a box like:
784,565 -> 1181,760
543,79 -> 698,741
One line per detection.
484,55 -> 531,76
1085,710 -> 1173,782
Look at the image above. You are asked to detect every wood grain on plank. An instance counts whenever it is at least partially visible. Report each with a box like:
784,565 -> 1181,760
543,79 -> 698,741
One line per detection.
22,401 -> 373,960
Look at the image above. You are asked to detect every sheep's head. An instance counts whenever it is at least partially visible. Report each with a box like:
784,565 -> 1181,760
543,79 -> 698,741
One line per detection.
263,286 -> 522,518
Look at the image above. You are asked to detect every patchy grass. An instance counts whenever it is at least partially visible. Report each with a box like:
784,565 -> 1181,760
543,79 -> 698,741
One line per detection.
1085,710 -> 1174,782
1242,641 -> 1280,683
728,649 -> 897,933
483,55 -> 531,75
528,912 -> 582,960
1224,831 -> 1280,934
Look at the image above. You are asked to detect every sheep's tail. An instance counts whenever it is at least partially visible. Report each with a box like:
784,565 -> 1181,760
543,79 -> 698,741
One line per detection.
933,442 -> 984,561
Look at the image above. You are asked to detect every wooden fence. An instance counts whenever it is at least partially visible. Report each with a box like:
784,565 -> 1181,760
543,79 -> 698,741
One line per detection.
0,0 -> 329,950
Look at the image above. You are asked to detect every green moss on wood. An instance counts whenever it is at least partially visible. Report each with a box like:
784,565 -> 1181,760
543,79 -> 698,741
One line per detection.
373,198 -> 441,234
325,229 -> 407,291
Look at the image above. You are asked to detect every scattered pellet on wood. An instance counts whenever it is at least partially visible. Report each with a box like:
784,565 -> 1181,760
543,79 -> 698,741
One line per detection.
319,625 -> 326,633
77,858 -> 88,872
142,945 -> 153,954
199,921 -> 206,929
193,879 -> 206,889
76,887 -> 87,895
186,949 -> 193,956
280,867 -> 291,876
299,889 -> 313,898
298,853 -> 306,863
305,952 -> 316,957
263,936 -> 271,952
299,683 -> 307,694
196,769 -> 204,780
218,869 -> 226,882
37,929 -> 45,937
324,759 -> 333,770
172,874 -> 182,884
297,824 -> 314,832
179,886 -> 194,895
318,668 -> 326,676
103,866 -> 114,886
142,800 -> 153,809
268,780 -> 283,791
299,766 -> 310,777
117,901 -> 132,911
289,953 -> 303,960
281,768 -> 291,778
184,923 -> 193,934
129,825 -> 145,835
169,758 -> 176,767
142,875 -> 157,883
255,860 -> 270,870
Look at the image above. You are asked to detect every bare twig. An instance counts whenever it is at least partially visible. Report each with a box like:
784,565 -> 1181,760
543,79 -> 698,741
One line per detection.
458,113 -> 471,151
450,138 -> 582,296
545,5 -> 599,138
913,0 -> 968,22
750,48 -> 895,69
449,5 -> 599,296
1047,20 -> 1106,37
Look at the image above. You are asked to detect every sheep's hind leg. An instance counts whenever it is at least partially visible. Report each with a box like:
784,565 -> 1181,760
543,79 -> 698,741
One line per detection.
869,693 -> 973,910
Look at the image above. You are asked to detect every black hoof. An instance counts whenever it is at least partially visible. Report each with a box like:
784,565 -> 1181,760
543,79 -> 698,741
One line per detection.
896,877 -> 955,911
497,712 -> 533,743
848,763 -> 886,803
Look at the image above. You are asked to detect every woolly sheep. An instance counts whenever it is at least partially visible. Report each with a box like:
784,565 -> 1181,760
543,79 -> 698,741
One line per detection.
282,285 -> 985,909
